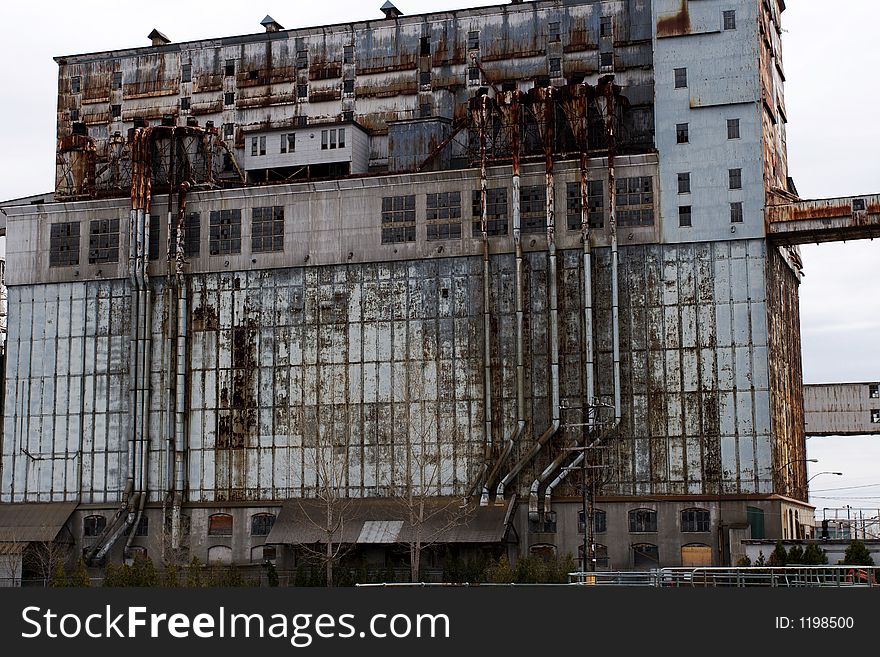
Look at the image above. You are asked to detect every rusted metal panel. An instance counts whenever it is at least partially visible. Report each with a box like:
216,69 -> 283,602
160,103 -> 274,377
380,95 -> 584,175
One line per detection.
804,383 -> 880,436
656,0 -> 691,38
766,195 -> 880,245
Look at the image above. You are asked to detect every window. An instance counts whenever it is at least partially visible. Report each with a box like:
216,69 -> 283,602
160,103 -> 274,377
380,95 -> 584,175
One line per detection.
225,59 -> 235,76
181,63 -> 191,83
681,508 -> 711,532
629,509 -> 657,533
727,118 -> 740,139
252,206 -> 284,253
677,172 -> 691,194
83,515 -> 106,537
615,177 -> 654,227
71,76 -> 81,93
550,58 -> 562,75
297,83 -> 308,99
468,66 -> 480,83
149,215 -> 161,260
730,201 -> 744,223
600,16 -> 612,38
259,135 -> 266,156
548,22 -> 560,42
566,180 -> 604,230
872,409 -> 880,424
578,509 -> 607,534
676,122 -> 689,144
180,96 -> 191,111
209,209 -> 242,255
280,133 -> 296,153
579,543 -> 609,569
420,103 -> 432,118
263,545 -> 277,561
472,188 -> 508,236
251,137 -> 258,156
208,513 -> 233,536
632,543 -> 659,570
224,92 -> 235,106
170,212 -> 201,258
344,78 -> 355,93
520,185 -> 547,234
294,115 -> 308,127
870,384 -> 879,399
70,109 -> 80,122
321,129 -> 341,150
747,506 -> 765,539
729,168 -> 742,190
343,110 -> 355,122
50,222 -> 80,267
599,52 -> 613,70
247,69 -> 259,81
296,50 -> 309,69
111,71 -> 122,90
381,195 -> 416,244
679,205 -> 692,227
223,123 -> 235,139
338,128 -> 346,148
674,67 -> 687,89
420,36 -> 431,56
135,515 -> 149,537
111,104 -> 121,119
426,192 -> 462,240
542,511 -> 557,533
343,45 -> 354,64
468,30 -> 480,50
251,513 -> 276,537
88,218 -> 120,264
723,10 -> 737,31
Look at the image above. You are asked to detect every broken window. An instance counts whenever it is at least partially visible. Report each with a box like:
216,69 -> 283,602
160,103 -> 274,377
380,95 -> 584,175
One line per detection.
679,205 -> 692,227
520,185 -> 547,234
566,180 -> 604,230
169,212 -> 201,258
727,118 -> 740,139
723,10 -> 737,31
872,409 -> 880,424
599,51 -> 613,70
69,109 -> 79,122
468,66 -> 480,83
125,515 -> 149,537
420,36 -> 431,56
344,45 -> 354,64
209,209 -> 242,255
616,177 -> 654,227
248,69 -> 259,81
344,78 -> 355,93
280,133 -> 296,153
149,216 -> 161,260
297,83 -> 308,100
468,30 -> 480,50
71,76 -> 81,93
223,123 -> 235,139
111,104 -> 121,119
870,384 -> 879,399
600,15 -> 613,38
181,63 -> 191,83
296,50 -> 309,69
426,191 -> 462,241
681,508 -> 710,532
678,172 -> 691,194
251,137 -> 258,156
550,57 -> 562,75
729,167 -> 742,190
180,96 -> 191,111
633,543 -> 659,569
674,67 -> 687,89
419,71 -> 431,86
472,188 -> 509,236
420,103 -> 432,118
730,201 -> 744,223
225,59 -> 235,76
578,509 -> 607,534
50,222 -> 80,267
111,71 -> 122,90
381,195 -> 416,244
548,22 -> 561,43
224,92 -> 235,106
628,508 -> 657,533
251,513 -> 276,537
83,515 -> 106,537
676,122 -> 689,144
294,115 -> 308,127
252,206 -> 284,253
88,218 -> 120,264
208,513 -> 233,536
343,110 -> 354,122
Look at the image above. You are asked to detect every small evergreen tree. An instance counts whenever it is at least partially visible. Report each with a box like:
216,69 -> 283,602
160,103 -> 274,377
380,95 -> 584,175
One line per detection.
787,544 -> 805,565
484,555 -> 515,583
768,541 -> 788,566
49,562 -> 68,587
185,557 -> 203,588
802,543 -> 829,565
842,539 -> 874,566
735,555 -> 752,567
754,551 -> 766,567
68,559 -> 91,587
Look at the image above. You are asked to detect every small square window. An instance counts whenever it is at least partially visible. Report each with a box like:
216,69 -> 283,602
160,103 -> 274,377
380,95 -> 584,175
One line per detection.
71,76 -> 81,93
468,66 -> 480,82
342,110 -> 354,122
224,92 -> 235,106
223,123 -> 235,139
248,69 -> 259,80
723,10 -> 737,31
727,118 -> 741,139
181,63 -> 191,83
344,78 -> 355,93
676,123 -> 689,144
111,104 -> 121,119
678,172 -> 691,194
111,71 -> 122,90
344,45 -> 355,64
225,59 -> 236,77
297,84 -> 308,99
600,16 -> 613,38
468,31 -> 480,50
674,67 -> 687,89
730,202 -> 744,223
871,409 -> 880,424
870,384 -> 880,399
550,58 -> 562,75
419,71 -> 431,86
296,50 -> 309,69
294,115 -> 307,127
679,205 -> 692,227
599,52 -> 613,70
180,96 -> 191,111
729,168 -> 742,190
548,22 -> 560,43
70,109 -> 80,122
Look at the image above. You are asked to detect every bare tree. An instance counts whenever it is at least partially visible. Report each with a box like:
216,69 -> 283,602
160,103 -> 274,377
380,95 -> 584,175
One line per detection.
24,540 -> 71,585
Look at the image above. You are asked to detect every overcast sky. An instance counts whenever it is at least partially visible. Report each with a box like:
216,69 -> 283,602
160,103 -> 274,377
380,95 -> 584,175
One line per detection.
0,1 -> 877,514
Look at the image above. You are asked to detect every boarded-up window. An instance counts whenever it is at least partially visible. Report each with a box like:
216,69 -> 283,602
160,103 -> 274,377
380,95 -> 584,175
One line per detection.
471,188 -> 508,236
50,222 -> 80,267
88,218 -> 120,264
681,544 -> 713,567
208,513 -> 233,536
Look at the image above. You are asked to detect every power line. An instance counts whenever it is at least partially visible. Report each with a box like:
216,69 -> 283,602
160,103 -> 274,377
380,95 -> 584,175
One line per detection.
811,483 -> 880,492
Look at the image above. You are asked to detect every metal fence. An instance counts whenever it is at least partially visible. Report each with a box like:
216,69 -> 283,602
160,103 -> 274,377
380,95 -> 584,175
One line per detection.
569,566 -> 880,587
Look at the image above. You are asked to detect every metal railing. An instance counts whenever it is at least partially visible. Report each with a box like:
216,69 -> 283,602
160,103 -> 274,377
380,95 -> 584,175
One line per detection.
569,566 -> 880,587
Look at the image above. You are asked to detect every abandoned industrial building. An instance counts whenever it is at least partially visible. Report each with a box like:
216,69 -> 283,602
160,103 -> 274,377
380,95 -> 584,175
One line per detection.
1,0 -> 878,583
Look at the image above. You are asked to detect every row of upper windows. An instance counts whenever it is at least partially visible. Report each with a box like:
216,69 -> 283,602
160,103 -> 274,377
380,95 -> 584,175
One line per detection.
530,508 -> 711,533
81,512 -> 276,538
676,118 -> 742,145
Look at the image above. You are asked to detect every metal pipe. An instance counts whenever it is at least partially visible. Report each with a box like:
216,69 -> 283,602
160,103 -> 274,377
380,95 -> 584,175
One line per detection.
581,147 -> 595,408
602,79 -> 622,423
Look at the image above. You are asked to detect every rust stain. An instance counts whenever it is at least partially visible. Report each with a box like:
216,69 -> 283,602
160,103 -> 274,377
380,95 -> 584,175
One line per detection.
657,0 -> 691,38
309,61 -> 342,81
768,203 -> 852,223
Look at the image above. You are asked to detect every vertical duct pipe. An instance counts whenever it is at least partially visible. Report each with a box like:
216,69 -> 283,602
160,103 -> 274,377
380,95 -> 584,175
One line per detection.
483,90 -> 524,505
172,181 -> 191,548
602,79 -> 622,424
580,89 -> 595,409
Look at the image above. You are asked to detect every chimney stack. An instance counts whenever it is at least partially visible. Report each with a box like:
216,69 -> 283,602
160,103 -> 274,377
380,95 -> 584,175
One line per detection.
380,2 -> 403,19
261,15 -> 284,33
148,29 -> 171,47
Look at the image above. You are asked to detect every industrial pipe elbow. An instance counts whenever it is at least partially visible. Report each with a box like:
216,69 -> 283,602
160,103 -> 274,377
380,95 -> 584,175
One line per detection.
480,486 -> 490,507
528,480 -> 540,514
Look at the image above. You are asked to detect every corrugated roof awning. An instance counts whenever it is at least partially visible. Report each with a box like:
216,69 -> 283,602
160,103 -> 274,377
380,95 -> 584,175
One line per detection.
267,497 -> 514,546
0,502 -> 78,542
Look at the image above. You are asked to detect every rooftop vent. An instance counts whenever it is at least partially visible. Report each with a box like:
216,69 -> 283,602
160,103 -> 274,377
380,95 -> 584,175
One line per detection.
261,15 -> 284,32
380,2 -> 403,19
148,29 -> 171,47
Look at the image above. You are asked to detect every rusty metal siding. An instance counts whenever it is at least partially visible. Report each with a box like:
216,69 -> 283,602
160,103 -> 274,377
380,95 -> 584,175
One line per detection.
804,383 -> 880,436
